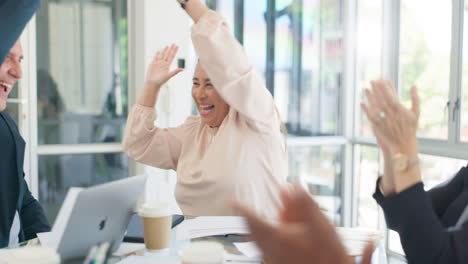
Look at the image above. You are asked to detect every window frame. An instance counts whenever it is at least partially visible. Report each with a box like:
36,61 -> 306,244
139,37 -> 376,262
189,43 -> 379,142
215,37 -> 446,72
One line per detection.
353,0 -> 468,258
18,0 -> 135,198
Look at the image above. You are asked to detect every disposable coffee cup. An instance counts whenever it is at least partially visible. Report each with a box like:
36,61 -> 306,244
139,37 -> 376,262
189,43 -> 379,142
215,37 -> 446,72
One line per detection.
138,203 -> 172,252
179,241 -> 224,264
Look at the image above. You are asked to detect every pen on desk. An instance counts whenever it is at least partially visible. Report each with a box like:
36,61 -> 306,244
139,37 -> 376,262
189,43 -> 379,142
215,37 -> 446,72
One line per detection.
94,242 -> 110,264
83,246 -> 97,264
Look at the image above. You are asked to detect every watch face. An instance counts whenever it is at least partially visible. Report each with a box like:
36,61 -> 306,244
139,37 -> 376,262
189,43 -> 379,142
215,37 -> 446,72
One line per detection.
393,154 -> 408,172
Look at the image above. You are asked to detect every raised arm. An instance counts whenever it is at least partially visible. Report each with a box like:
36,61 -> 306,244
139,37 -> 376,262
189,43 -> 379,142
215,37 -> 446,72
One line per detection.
363,80 -> 468,263
178,0 -> 279,133
123,45 -> 188,170
123,105 -> 196,170
138,44 -> 183,108
176,0 -> 208,23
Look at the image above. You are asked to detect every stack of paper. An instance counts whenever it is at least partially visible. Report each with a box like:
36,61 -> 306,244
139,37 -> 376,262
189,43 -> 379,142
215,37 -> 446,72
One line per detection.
176,216 -> 249,241
115,253 -> 261,264
113,243 -> 145,257
336,227 -> 384,256
232,242 -> 261,258
116,254 -> 180,264
224,252 -> 262,264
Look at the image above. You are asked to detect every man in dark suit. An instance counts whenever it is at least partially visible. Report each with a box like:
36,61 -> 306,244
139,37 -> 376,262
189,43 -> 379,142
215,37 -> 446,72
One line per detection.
0,0 -> 51,248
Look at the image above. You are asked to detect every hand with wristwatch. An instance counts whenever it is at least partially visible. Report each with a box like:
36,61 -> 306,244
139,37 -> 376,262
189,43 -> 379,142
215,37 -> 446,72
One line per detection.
361,80 -> 422,196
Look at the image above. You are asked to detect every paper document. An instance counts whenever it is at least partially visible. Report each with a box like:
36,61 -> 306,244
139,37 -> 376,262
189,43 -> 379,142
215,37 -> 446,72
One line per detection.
36,232 -> 58,250
176,216 -> 249,241
0,249 -> 14,262
113,242 -> 145,257
115,253 -> 179,264
336,227 -> 384,256
115,249 -> 262,264
224,252 -> 262,263
233,242 -> 261,258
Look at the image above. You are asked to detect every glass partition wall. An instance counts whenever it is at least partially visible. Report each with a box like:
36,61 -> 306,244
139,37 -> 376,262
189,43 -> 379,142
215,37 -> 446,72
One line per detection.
215,0 -> 347,223
216,0 -> 468,261
354,0 -> 468,259
35,0 -> 129,222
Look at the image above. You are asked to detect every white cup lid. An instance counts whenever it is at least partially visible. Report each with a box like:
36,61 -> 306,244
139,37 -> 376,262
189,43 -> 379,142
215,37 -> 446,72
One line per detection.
179,241 -> 224,264
138,202 -> 172,218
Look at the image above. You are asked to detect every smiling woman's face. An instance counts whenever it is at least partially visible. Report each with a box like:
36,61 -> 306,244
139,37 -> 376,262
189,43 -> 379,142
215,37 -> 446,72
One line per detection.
192,64 -> 230,127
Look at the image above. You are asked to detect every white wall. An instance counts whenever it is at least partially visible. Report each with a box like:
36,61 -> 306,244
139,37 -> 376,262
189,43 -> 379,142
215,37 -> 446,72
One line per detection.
133,0 -> 197,212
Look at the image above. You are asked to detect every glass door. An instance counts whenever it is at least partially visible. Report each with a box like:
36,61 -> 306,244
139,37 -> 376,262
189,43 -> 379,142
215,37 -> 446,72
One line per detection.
31,0 -> 130,222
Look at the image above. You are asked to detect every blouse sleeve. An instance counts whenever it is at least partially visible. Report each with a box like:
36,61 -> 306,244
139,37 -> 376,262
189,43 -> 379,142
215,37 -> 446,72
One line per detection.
191,10 -> 280,134
123,104 -> 196,170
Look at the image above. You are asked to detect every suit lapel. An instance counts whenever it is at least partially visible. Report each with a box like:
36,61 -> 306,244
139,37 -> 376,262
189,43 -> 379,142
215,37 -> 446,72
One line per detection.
0,112 -> 25,211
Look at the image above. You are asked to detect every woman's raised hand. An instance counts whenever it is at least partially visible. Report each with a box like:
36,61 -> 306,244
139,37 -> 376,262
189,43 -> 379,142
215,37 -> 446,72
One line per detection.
361,80 -> 420,156
145,44 -> 183,89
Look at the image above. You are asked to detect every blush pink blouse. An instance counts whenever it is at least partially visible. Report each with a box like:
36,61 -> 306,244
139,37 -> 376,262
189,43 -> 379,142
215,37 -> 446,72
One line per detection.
123,10 -> 288,218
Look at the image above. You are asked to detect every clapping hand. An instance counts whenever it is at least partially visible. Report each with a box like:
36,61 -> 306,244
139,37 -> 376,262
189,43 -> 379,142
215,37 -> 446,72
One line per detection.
233,186 -> 374,264
361,80 -> 420,156
361,80 -> 422,193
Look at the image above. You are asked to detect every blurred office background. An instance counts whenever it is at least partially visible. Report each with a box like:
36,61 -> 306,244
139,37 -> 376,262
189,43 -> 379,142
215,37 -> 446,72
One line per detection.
6,0 -> 468,262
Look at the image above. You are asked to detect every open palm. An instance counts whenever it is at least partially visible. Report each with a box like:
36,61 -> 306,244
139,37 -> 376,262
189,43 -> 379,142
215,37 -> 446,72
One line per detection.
361,80 -> 420,154
145,44 -> 183,88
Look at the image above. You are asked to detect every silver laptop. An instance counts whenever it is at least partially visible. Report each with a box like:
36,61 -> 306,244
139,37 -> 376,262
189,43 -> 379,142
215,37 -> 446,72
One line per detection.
55,175 -> 147,260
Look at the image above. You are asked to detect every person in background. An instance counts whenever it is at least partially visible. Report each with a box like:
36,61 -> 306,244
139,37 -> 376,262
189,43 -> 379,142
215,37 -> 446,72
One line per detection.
233,185 -> 374,264
0,0 -> 51,248
361,80 -> 468,264
123,0 -> 288,217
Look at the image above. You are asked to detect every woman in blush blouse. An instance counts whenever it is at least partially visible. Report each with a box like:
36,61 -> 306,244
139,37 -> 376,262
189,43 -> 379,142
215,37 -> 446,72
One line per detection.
123,0 -> 288,217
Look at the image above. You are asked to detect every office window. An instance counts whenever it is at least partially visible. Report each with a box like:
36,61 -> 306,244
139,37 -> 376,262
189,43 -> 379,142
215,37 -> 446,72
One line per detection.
289,0 -> 343,136
462,0 -> 468,142
34,0 -> 129,222
5,84 -> 19,123
274,2 -> 293,131
217,0 -> 235,29
243,1 -> 267,75
36,0 -> 128,145
399,0 -> 452,139
356,146 -> 380,229
388,230 -> 405,255
4,104 -> 19,124
39,153 -> 128,222
288,145 -> 343,224
464,92 -> 468,142
356,0 -> 383,138
418,154 -> 466,190
221,0 -> 343,136
463,79 -> 468,141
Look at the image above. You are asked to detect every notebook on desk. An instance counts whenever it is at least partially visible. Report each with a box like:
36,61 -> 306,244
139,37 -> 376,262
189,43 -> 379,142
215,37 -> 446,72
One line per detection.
124,214 -> 184,243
